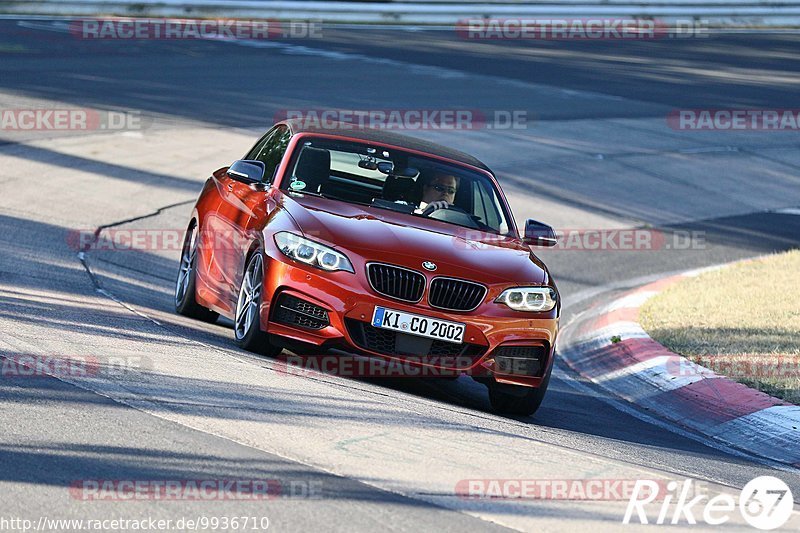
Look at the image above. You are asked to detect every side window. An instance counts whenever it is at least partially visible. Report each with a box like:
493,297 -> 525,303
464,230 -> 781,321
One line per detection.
244,129 -> 274,161
253,126 -> 291,183
472,180 -> 502,230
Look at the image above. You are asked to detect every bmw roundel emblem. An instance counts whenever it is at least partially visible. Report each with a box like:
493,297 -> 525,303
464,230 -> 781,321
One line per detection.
422,261 -> 437,271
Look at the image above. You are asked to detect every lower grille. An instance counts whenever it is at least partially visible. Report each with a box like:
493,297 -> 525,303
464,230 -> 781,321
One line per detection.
345,319 -> 485,362
493,345 -> 547,377
273,294 -> 329,330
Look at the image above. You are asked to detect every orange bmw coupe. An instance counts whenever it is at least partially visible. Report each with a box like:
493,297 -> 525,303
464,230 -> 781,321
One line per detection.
176,120 -> 560,414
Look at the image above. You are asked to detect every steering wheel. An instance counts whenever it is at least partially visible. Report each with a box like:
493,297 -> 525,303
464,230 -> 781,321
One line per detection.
423,202 -> 468,216
443,205 -> 470,215
427,205 -> 481,229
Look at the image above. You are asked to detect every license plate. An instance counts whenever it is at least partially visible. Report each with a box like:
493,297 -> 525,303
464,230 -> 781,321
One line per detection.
371,306 -> 465,344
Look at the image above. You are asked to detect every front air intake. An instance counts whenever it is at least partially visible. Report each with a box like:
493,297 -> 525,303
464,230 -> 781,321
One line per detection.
273,294 -> 329,330
493,345 -> 548,377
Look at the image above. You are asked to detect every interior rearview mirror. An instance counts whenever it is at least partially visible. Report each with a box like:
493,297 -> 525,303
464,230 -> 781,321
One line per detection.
377,161 -> 394,174
395,166 -> 419,178
523,219 -> 557,247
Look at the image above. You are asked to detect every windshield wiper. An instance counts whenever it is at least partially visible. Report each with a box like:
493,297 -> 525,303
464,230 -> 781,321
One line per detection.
287,189 -> 326,198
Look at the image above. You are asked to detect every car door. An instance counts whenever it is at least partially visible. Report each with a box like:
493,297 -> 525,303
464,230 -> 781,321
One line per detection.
197,132 -> 272,307
214,125 -> 292,312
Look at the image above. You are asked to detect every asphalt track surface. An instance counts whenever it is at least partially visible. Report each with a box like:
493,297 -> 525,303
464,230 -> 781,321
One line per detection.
1,19 -> 800,531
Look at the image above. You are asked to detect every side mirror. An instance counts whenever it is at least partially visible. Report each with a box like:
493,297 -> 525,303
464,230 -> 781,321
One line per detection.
523,219 -> 557,247
227,160 -> 265,184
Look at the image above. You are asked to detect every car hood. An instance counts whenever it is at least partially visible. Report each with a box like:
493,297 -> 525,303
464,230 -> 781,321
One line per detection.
279,193 -> 547,285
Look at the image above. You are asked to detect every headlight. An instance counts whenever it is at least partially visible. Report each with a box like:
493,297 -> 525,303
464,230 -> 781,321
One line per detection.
495,287 -> 557,312
274,232 -> 354,273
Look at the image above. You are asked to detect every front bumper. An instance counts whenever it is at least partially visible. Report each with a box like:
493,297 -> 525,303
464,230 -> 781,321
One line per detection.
259,254 -> 558,388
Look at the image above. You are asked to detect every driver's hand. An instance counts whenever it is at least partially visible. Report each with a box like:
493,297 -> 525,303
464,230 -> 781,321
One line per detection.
422,201 -> 450,216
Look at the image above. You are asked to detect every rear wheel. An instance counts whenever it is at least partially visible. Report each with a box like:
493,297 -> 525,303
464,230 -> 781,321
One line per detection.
233,251 -> 282,357
488,364 -> 552,416
175,223 -> 219,323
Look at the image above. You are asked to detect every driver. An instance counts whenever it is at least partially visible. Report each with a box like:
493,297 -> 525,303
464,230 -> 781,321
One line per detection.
416,171 -> 460,216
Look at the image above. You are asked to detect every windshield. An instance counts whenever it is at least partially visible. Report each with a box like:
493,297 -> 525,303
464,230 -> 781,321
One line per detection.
281,136 -> 513,236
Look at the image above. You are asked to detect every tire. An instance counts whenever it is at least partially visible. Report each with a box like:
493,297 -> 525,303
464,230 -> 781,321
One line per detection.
488,363 -> 552,416
233,251 -> 282,357
175,222 -> 219,323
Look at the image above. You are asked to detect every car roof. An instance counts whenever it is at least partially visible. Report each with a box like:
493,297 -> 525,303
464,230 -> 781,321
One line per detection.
282,119 -> 492,173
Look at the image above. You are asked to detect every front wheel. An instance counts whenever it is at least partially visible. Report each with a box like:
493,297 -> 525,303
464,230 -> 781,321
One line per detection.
488,364 -> 552,416
233,251 -> 282,357
175,223 -> 219,323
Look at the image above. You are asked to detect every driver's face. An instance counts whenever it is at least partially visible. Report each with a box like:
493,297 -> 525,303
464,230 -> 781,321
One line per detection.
423,175 -> 457,203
